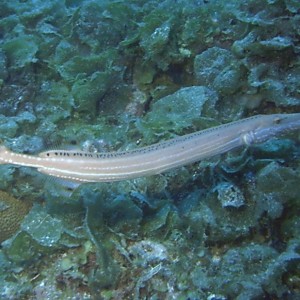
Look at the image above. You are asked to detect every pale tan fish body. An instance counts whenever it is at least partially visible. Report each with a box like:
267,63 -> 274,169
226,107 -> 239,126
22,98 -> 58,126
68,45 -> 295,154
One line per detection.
0,113 -> 299,183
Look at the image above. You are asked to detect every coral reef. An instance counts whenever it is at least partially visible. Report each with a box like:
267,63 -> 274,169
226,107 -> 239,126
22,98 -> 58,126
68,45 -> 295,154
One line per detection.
0,0 -> 299,299
0,191 -> 30,243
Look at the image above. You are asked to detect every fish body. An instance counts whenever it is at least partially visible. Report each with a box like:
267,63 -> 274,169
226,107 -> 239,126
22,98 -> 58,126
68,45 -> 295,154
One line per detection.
0,113 -> 299,183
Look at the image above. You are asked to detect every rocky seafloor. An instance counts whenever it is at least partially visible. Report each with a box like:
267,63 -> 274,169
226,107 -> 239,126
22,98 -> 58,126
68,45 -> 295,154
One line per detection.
0,0 -> 300,299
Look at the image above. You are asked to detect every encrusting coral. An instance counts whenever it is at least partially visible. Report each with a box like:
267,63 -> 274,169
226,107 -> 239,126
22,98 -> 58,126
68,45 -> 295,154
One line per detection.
0,191 -> 30,243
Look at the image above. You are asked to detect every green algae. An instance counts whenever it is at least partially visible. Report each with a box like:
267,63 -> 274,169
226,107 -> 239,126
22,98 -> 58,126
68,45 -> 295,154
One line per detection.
142,204 -> 171,232
71,71 -> 111,114
0,0 -> 299,299
0,50 -> 8,81
21,204 -> 63,247
138,86 -> 218,143
57,52 -> 116,82
34,81 -> 74,124
0,116 -> 18,138
194,47 -> 244,96
3,36 -> 38,69
256,161 -> 299,205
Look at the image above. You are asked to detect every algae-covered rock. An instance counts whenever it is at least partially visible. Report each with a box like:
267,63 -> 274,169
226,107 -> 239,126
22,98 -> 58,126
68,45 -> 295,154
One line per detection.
128,240 -> 168,267
53,40 -> 78,66
0,115 -> 18,138
58,55 -> 104,81
194,47 -> 244,96
140,21 -> 171,59
21,204 -> 63,247
253,161 -> 300,219
284,0 -> 300,13
215,182 -> 245,208
136,9 -> 175,71
34,81 -> 74,124
142,204 -> 171,232
3,35 -> 38,69
0,50 -> 8,81
138,86 -> 218,142
104,194 -> 143,231
8,135 -> 44,154
133,60 -> 156,85
191,243 -> 293,298
232,31 -> 294,58
0,0 -> 299,298
246,63 -> 300,107
256,162 -> 299,201
71,72 -> 111,114
0,166 -> 14,190
253,138 -> 297,159
0,191 -> 30,243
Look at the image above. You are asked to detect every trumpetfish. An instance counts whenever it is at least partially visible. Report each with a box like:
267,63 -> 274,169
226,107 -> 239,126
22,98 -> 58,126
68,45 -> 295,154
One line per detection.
0,113 -> 299,183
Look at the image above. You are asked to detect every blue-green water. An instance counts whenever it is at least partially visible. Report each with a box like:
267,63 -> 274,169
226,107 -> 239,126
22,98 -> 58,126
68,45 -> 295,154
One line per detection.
0,0 -> 299,298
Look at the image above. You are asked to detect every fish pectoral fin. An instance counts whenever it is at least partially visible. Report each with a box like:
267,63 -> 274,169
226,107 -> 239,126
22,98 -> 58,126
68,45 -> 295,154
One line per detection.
44,176 -> 82,198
